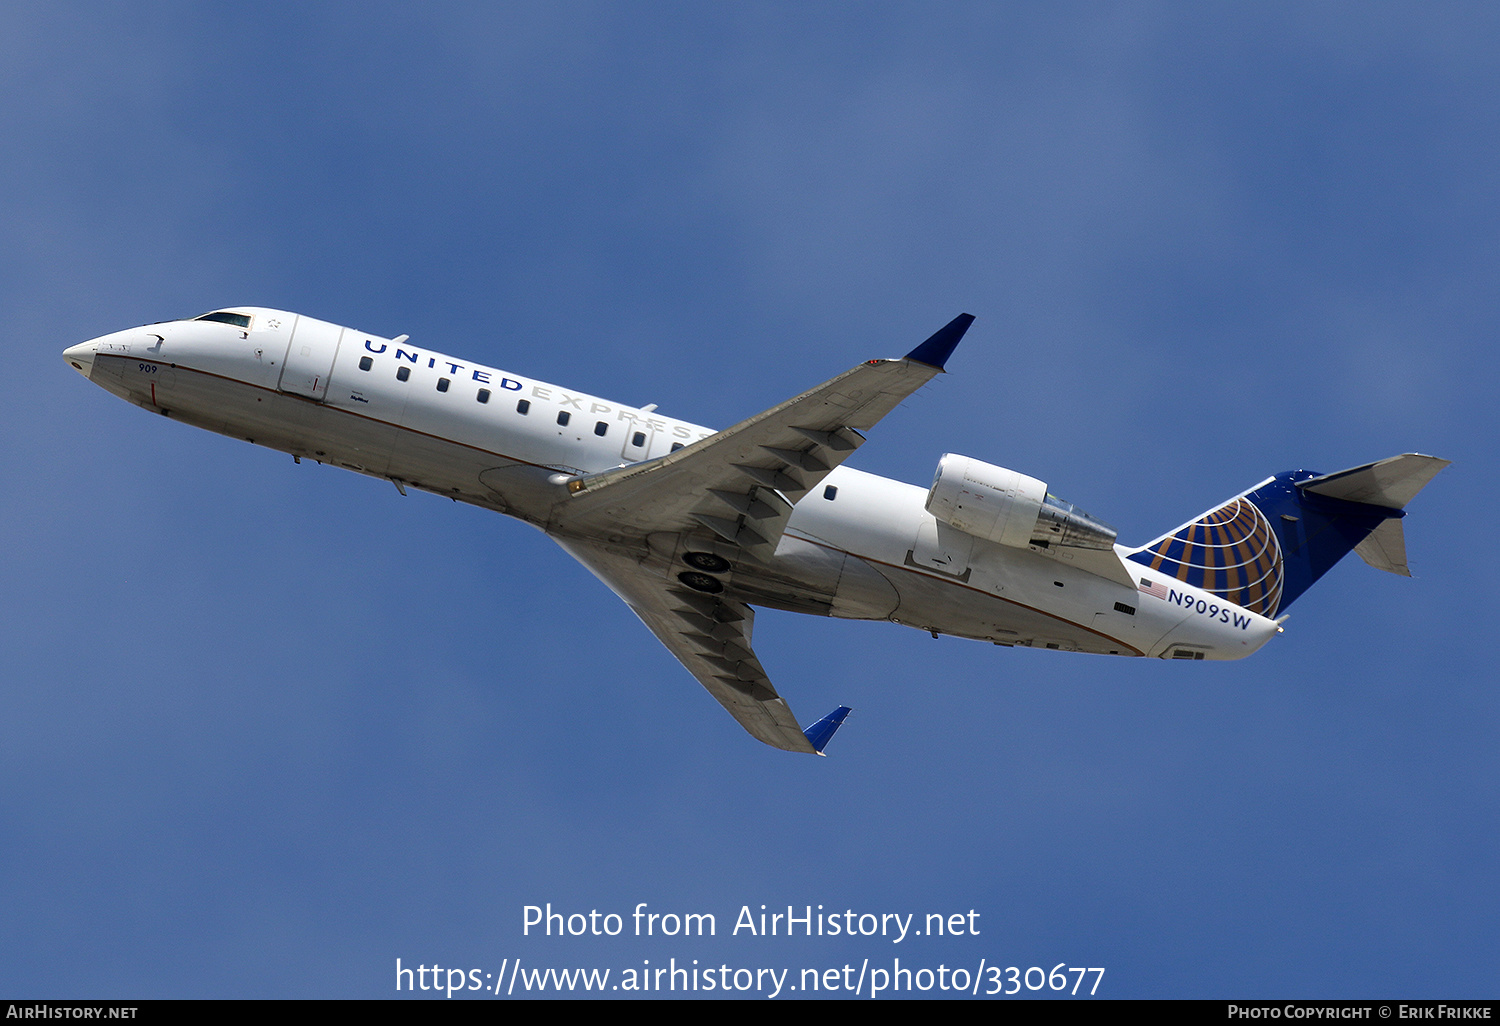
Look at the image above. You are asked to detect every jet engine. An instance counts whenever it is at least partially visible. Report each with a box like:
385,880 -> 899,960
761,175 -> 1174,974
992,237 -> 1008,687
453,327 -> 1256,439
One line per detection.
925,453 -> 1118,551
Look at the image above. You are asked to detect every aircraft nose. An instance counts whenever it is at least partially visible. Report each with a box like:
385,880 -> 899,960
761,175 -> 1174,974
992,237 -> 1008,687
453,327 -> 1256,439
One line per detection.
63,340 -> 97,378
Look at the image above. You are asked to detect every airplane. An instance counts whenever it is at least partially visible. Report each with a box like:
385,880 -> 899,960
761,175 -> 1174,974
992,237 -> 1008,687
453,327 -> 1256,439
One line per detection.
63,308 -> 1448,755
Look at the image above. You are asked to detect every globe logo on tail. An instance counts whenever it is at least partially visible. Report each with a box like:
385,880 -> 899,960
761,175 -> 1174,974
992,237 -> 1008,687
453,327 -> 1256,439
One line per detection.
1137,498 -> 1284,617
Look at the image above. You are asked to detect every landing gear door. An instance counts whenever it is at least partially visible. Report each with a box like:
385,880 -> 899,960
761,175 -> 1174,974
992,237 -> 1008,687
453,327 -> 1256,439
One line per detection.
278,315 -> 344,401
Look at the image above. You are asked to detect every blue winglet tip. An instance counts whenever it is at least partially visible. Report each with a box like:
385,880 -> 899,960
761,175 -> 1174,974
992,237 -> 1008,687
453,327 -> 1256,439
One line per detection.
803,705 -> 852,756
903,313 -> 974,370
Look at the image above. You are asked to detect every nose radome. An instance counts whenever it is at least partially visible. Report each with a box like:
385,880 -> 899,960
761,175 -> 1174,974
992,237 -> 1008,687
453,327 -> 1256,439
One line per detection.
63,341 -> 96,378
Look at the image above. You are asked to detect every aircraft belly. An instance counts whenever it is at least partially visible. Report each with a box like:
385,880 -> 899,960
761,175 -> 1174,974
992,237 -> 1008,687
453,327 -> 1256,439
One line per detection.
94,355 -> 537,505
384,427 -> 503,503
477,464 -> 559,519
725,534 -> 839,616
99,355 -> 177,409
879,562 -> 1137,654
1145,604 -> 1278,660
198,387 -> 404,478
85,352 -> 122,388
830,553 -> 901,620
97,356 -> 317,449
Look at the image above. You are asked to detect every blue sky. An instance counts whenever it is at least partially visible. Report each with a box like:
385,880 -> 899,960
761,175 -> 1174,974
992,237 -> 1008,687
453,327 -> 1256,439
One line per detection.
5,2 -> 1497,999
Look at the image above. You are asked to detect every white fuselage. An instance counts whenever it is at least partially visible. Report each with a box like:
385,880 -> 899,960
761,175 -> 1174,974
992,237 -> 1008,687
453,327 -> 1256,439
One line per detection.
64,307 -> 1279,662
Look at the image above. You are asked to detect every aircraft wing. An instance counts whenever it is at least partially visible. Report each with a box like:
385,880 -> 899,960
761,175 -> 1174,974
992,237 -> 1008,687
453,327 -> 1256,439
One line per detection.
546,316 -> 972,752
553,537 -> 827,753
552,314 -> 973,561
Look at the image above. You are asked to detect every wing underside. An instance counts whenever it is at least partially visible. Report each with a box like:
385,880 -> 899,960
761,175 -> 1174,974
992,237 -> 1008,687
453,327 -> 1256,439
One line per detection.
546,316 -> 974,752
555,537 -> 819,752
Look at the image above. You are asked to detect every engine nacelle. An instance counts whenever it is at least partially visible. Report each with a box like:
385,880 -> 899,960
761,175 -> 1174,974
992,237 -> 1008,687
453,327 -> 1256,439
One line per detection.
925,454 -> 1118,551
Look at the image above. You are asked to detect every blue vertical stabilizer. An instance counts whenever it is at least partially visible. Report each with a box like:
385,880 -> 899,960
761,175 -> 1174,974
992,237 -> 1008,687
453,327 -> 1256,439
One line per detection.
1129,454 -> 1447,616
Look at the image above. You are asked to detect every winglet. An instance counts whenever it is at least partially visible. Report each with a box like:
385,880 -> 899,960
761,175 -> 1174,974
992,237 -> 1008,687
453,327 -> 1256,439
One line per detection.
803,705 -> 852,756
903,313 -> 974,370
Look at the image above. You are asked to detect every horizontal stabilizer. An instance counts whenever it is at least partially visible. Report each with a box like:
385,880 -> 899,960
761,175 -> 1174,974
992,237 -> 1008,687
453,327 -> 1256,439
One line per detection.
1354,518 -> 1412,576
1299,453 -> 1450,509
1299,453 -> 1449,578
803,706 -> 852,755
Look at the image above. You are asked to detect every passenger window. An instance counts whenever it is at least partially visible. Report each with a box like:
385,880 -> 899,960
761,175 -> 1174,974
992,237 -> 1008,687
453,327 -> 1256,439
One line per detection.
516,399 -> 530,415
477,389 -> 491,404
594,421 -> 608,436
397,366 -> 410,382
437,378 -> 450,392
823,485 -> 838,500
358,356 -> 372,371
632,432 -> 646,447
557,411 -> 571,426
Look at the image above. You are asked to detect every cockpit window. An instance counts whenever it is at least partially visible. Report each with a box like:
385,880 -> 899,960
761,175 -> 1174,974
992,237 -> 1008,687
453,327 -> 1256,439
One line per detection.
194,311 -> 252,329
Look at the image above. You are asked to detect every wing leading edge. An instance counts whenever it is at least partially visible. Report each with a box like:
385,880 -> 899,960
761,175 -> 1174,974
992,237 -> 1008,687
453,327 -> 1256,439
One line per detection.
551,314 -> 974,560
549,315 -> 974,752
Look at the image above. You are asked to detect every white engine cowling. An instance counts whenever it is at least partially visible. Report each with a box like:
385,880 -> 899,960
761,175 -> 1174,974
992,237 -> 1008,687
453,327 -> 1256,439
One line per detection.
926,454 -> 1117,550
926,454 -> 1047,548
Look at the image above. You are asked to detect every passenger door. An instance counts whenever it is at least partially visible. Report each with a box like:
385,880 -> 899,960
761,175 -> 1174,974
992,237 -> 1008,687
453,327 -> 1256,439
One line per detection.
278,315 -> 345,401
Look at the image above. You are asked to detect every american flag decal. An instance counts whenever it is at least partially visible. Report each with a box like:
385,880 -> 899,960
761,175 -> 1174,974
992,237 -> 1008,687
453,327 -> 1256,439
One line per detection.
1128,497 -> 1284,616
1138,579 -> 1170,600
